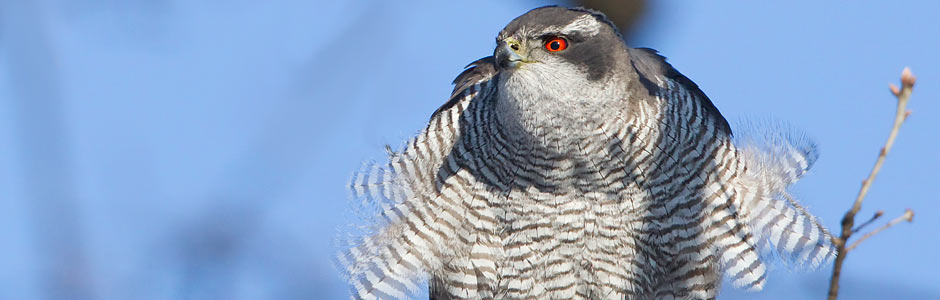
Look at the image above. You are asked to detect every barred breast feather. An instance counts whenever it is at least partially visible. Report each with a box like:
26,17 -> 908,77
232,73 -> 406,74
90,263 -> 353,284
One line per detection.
338,57 -> 498,300
337,50 -> 835,299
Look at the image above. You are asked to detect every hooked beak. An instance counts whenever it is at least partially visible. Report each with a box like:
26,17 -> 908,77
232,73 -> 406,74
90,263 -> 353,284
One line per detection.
495,39 -> 531,70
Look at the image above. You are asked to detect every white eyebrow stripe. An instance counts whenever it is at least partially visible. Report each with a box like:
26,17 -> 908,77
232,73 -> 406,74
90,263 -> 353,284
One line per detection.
560,14 -> 602,36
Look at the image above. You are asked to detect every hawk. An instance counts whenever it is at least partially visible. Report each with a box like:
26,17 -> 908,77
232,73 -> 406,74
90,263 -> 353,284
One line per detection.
339,6 -> 834,300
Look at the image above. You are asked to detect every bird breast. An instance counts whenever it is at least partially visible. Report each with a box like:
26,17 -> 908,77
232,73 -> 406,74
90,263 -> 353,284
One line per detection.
494,65 -> 628,148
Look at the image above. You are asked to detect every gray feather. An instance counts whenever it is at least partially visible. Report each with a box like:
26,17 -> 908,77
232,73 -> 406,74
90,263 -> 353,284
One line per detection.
339,6 -> 834,300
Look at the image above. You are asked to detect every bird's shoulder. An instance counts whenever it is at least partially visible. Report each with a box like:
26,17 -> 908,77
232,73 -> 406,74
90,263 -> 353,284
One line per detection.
627,47 -> 732,134
431,56 -> 497,120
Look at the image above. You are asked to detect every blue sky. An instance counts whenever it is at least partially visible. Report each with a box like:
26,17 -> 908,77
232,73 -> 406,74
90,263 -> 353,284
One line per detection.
1,1 -> 937,299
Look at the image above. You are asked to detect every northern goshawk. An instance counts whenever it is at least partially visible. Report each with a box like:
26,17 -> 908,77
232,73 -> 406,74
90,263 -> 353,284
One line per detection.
339,6 -> 834,300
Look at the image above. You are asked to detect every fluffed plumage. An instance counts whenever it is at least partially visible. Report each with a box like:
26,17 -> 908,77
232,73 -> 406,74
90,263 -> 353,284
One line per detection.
338,6 -> 834,300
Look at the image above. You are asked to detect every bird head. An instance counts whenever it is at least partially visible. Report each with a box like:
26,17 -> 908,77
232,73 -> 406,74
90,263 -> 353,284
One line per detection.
494,6 -> 625,82
492,6 -> 632,143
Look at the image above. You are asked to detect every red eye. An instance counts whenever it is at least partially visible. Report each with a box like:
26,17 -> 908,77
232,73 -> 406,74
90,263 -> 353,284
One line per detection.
544,37 -> 568,52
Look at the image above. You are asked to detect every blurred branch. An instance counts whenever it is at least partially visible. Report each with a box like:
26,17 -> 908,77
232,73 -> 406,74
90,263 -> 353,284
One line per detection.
1,2 -> 96,300
846,209 -> 914,252
850,210 -> 883,233
827,68 -> 917,300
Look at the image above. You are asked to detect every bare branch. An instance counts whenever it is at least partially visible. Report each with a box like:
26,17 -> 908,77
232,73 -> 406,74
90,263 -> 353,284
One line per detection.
851,210 -> 883,234
848,67 -> 913,231
826,68 -> 916,300
846,209 -> 914,252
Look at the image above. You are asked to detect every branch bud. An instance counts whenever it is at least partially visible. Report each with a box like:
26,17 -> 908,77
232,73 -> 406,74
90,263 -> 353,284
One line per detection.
901,67 -> 916,88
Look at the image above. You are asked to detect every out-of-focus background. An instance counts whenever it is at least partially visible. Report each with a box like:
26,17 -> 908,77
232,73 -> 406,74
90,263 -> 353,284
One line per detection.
1,1 -> 938,299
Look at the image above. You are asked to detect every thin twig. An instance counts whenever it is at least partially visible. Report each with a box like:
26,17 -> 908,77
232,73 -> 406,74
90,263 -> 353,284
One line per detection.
846,209 -> 914,252
851,210 -> 883,234
826,68 -> 916,300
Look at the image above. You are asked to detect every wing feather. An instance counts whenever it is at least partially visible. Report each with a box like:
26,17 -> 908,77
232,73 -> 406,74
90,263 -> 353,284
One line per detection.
339,57 -> 497,299
629,47 -> 833,291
